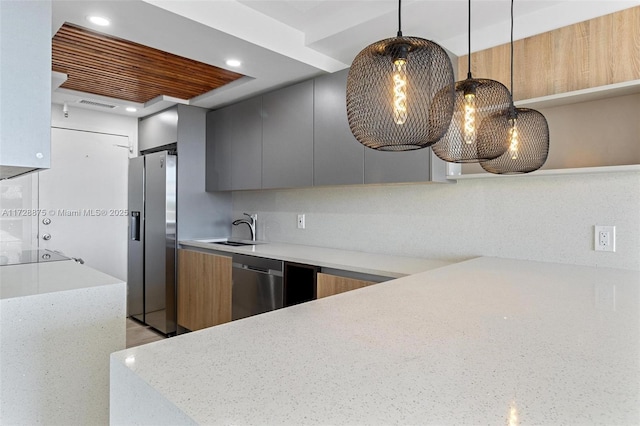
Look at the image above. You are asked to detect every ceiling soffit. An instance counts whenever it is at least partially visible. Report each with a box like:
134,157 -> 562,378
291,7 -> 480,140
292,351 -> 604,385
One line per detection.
52,23 -> 245,104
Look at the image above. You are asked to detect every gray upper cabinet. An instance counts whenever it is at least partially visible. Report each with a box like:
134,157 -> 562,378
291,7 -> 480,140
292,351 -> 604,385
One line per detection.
138,107 -> 179,153
364,148 -> 453,184
138,105 -> 231,239
206,97 -> 262,191
262,80 -> 314,189
364,149 -> 432,184
313,69 -> 364,186
0,0 -> 51,179
206,106 -> 232,191
203,70 -> 454,191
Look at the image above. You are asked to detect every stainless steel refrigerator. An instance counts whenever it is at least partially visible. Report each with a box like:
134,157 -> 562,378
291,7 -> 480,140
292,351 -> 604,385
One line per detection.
128,151 -> 177,335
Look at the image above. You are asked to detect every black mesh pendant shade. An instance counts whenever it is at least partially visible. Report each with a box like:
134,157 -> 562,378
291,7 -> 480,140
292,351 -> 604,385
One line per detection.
480,0 -> 550,175
432,78 -> 512,162
479,107 -> 549,174
346,36 -> 455,151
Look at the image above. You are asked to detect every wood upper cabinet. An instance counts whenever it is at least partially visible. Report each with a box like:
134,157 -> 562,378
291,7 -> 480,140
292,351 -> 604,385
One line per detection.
177,249 -> 232,331
459,6 -> 640,101
316,272 -> 376,299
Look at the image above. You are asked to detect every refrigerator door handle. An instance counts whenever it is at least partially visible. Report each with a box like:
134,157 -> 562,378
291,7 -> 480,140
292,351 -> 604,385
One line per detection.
130,211 -> 141,241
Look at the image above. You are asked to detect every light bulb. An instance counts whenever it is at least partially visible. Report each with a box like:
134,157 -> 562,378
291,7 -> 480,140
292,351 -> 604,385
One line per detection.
509,118 -> 519,160
392,58 -> 408,125
463,92 -> 477,144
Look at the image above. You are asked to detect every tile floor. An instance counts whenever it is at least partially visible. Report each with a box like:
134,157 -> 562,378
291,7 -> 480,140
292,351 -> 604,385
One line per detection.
126,318 -> 167,348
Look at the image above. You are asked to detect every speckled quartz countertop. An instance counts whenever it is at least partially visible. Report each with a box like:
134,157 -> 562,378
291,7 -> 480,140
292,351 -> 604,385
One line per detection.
110,257 -> 640,425
2,258 -> 126,425
0,259 -> 123,299
180,239 -> 453,278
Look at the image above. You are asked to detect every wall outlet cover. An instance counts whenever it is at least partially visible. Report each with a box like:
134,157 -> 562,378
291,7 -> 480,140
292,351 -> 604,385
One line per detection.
594,225 -> 616,252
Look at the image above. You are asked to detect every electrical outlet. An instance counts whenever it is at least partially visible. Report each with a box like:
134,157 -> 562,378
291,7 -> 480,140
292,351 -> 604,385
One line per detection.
297,214 -> 305,229
594,225 -> 615,252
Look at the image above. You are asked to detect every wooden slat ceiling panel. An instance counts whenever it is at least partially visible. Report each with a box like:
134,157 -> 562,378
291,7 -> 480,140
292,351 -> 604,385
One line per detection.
52,23 -> 245,103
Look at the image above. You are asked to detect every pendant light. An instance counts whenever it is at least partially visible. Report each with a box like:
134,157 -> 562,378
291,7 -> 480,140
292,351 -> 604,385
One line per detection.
479,0 -> 549,174
431,0 -> 512,163
346,0 -> 455,151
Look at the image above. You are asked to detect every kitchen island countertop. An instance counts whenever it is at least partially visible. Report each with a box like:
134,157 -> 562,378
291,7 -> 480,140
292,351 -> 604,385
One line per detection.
110,257 -> 640,425
1,259 -> 126,425
0,257 -> 123,299
180,239 -> 454,278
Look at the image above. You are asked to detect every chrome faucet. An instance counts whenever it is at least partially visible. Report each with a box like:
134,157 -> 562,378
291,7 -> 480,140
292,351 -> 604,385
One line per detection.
232,213 -> 257,241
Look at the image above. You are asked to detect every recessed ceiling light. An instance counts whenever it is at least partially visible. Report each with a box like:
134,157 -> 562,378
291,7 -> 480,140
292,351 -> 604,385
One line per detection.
87,16 -> 110,26
225,59 -> 241,67
125,107 -> 137,112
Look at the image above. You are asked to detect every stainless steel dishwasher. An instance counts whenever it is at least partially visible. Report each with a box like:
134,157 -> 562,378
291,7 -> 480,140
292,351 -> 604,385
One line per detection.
232,253 -> 284,320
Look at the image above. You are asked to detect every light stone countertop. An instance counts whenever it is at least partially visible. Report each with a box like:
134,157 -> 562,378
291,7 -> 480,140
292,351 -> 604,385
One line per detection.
180,239 -> 453,278
0,259 -> 124,299
110,257 -> 640,425
1,258 -> 126,425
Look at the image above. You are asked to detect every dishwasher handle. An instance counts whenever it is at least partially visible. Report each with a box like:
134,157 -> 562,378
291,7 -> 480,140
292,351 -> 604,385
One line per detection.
232,262 -> 283,277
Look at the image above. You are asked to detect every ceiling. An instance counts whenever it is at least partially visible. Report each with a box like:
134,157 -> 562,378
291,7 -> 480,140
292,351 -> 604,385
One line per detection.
51,0 -> 638,118
52,23 -> 244,104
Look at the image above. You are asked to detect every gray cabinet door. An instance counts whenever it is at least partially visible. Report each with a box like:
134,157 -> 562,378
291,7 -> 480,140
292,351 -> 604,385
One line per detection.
206,97 -> 262,191
138,107 -> 179,153
313,69 -> 364,186
206,107 -> 232,191
364,148 -> 432,184
0,0 -> 51,179
230,97 -> 262,190
262,80 -> 314,189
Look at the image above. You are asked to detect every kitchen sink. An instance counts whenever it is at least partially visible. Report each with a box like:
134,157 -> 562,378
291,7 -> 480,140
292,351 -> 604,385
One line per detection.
212,241 -> 255,247
194,238 -> 265,247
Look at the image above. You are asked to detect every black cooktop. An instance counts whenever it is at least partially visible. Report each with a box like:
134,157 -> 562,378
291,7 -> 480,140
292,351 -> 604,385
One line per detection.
0,249 -> 70,266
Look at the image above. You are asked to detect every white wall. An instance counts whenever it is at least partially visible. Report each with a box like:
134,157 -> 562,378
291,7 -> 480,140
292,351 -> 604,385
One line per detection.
0,105 -> 137,271
50,106 -> 136,280
232,171 -> 640,271
51,103 -> 138,151
0,174 -> 38,256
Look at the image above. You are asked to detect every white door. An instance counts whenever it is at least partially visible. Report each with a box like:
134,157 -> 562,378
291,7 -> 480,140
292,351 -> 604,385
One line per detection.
38,128 -> 129,280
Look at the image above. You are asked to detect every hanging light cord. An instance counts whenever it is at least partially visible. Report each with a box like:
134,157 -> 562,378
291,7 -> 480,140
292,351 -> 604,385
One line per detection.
510,0 -> 514,94
467,0 -> 472,79
397,0 -> 403,37
508,0 -> 518,118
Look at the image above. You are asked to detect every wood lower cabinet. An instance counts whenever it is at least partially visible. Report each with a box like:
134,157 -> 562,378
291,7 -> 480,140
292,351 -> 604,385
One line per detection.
177,249 -> 232,331
316,272 -> 376,299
